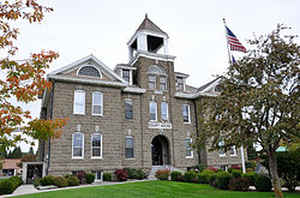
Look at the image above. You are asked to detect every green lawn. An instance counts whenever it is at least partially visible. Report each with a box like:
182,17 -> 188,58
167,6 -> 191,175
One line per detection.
14,181 -> 300,198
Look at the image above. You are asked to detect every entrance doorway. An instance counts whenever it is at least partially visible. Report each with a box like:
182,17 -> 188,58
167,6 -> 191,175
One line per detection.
151,135 -> 170,166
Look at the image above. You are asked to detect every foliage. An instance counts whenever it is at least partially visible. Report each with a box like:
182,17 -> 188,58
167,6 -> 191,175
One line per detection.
183,170 -> 198,183
188,164 -> 207,173
40,175 -> 56,186
247,144 -> 258,160
215,171 -> 232,190
198,169 -> 215,184
85,173 -> 95,184
0,0 -> 67,152
231,169 -> 242,178
17,153 -> 36,168
115,169 -> 128,181
135,169 -> 145,180
7,147 -> 22,159
195,25 -> 300,198
29,147 -> 35,155
53,176 -> 68,188
9,176 -> 23,189
206,167 -> 218,172
229,177 -> 250,191
170,171 -> 183,181
74,171 -> 86,184
0,176 -> 23,195
242,172 -> 258,186
64,175 -> 79,186
208,173 -> 217,187
103,173 -> 112,181
33,177 -> 41,187
155,169 -> 170,180
255,174 -> 272,192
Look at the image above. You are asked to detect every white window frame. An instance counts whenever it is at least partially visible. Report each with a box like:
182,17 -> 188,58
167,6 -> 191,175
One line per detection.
161,102 -> 168,121
160,76 -> 167,91
148,75 -> 156,89
92,92 -> 103,116
124,99 -> 133,119
218,140 -> 226,157
149,101 -> 157,122
73,90 -> 85,115
229,145 -> 237,156
125,136 -> 134,159
185,138 -> 193,159
72,132 -> 84,159
91,133 -> 103,159
182,104 -> 191,124
77,65 -> 102,78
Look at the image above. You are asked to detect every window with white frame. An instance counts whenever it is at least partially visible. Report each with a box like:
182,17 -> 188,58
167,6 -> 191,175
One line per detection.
176,77 -> 184,91
229,146 -> 237,156
91,133 -> 102,158
185,138 -> 193,158
73,90 -> 85,114
161,102 -> 168,121
125,99 -> 133,119
182,104 -> 191,123
72,132 -> 84,159
125,136 -> 134,158
92,92 -> 103,116
122,69 -> 130,82
160,77 -> 167,91
149,101 -> 157,121
218,140 -> 226,157
148,75 -> 156,89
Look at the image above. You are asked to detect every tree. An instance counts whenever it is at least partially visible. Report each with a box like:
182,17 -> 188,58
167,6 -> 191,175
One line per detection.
29,146 -> 34,155
8,146 -> 22,159
0,1 -> 66,151
195,25 -> 300,198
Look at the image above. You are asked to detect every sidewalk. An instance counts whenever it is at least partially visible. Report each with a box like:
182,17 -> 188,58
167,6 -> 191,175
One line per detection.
2,179 -> 152,198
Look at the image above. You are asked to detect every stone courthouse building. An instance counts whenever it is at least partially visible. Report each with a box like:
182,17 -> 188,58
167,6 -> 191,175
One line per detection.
38,15 -> 246,179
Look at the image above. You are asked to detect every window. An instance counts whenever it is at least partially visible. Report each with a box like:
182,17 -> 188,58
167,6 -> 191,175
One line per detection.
72,133 -> 84,159
160,77 -> 167,90
218,140 -> 226,157
185,138 -> 193,158
78,66 -> 101,77
229,146 -> 237,156
182,104 -> 191,123
73,90 -> 85,115
91,133 -> 102,158
176,77 -> 184,91
125,136 -> 134,158
148,75 -> 156,89
149,101 -> 157,121
122,69 -> 130,82
92,92 -> 103,116
161,102 -> 168,121
125,100 -> 133,119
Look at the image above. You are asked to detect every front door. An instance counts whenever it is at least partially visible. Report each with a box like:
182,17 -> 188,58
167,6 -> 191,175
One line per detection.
151,135 -> 170,166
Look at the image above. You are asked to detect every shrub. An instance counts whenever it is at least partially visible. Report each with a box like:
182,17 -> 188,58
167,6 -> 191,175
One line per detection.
170,171 -> 182,181
215,171 -> 232,190
231,169 -> 242,178
103,173 -> 112,181
33,177 -> 41,188
208,173 -> 217,187
243,172 -> 257,186
206,166 -> 218,172
0,179 -> 14,195
184,171 -> 197,183
74,171 -> 86,184
65,175 -> 80,186
53,176 -> 68,188
124,168 -> 138,179
40,175 -> 56,186
135,169 -> 145,180
231,164 -> 241,170
115,169 -> 128,181
188,164 -> 206,173
155,169 -> 170,180
85,173 -> 95,184
9,176 -> 23,189
229,177 -> 250,191
255,174 -> 272,192
198,169 -> 215,184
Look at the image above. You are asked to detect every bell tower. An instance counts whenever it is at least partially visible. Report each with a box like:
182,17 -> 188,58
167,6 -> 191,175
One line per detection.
127,14 -> 169,60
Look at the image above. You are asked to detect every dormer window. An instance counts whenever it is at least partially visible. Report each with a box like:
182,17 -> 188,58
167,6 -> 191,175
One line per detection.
122,69 -> 130,82
176,77 -> 184,91
78,66 -> 101,78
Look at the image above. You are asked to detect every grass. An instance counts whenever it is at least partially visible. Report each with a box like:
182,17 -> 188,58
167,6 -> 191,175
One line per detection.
14,181 -> 300,198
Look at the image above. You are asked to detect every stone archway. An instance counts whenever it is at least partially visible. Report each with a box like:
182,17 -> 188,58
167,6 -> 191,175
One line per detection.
151,135 -> 170,166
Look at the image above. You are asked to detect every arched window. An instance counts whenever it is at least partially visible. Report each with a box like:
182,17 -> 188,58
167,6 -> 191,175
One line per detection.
78,66 -> 101,78
148,65 -> 167,76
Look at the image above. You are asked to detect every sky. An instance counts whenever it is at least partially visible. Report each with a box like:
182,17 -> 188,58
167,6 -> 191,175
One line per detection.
7,0 -> 300,151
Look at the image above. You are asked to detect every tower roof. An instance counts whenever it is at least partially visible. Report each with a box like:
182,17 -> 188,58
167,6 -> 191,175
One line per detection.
135,14 -> 168,37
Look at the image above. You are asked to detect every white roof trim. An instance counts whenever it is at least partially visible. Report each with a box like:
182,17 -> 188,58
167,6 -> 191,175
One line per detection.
175,72 -> 189,79
201,78 -> 222,93
129,51 -> 176,66
174,91 -> 219,99
123,87 -> 146,94
48,74 -> 127,88
115,65 -> 137,70
48,54 -> 127,84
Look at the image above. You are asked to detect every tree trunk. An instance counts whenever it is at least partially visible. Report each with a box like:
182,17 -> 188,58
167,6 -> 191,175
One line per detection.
268,151 -> 283,198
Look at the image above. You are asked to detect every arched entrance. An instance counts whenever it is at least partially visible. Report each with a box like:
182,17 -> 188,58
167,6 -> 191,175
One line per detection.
151,135 -> 170,166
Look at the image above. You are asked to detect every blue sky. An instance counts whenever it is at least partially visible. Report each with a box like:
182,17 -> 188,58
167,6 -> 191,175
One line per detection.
10,0 -> 300,151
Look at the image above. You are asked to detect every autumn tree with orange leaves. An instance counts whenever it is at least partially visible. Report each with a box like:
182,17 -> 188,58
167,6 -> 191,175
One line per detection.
0,0 -> 66,151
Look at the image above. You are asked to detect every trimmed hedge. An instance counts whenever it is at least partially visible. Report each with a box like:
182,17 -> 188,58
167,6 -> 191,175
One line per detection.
124,168 -> 145,180
255,174 -> 272,192
103,173 -> 112,181
184,171 -> 197,183
243,172 -> 257,186
40,175 -> 56,186
215,171 -> 232,190
155,169 -> 170,180
53,176 -> 68,188
0,176 -> 23,195
229,177 -> 250,191
198,169 -> 215,184
115,169 -> 128,181
171,171 -> 183,181
85,173 -> 95,184
65,175 -> 80,186
231,169 -> 242,178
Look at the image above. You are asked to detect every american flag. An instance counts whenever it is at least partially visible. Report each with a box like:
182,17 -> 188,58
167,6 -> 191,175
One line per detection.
225,26 -> 246,53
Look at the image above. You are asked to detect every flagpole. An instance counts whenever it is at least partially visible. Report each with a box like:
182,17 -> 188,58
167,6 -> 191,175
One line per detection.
223,18 -> 232,65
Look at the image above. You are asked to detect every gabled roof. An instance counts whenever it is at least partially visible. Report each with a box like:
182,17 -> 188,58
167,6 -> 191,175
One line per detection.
135,14 -> 168,37
48,54 -> 127,84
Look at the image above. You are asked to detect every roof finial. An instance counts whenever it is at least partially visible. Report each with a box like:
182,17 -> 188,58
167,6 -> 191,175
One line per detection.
222,18 -> 226,25
145,13 -> 148,19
